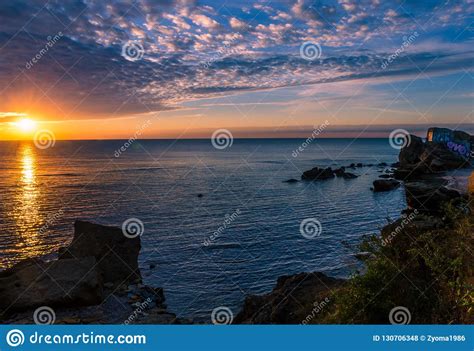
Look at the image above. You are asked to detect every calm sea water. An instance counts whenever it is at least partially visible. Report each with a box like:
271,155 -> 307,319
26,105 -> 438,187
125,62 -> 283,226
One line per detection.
0,139 -> 406,320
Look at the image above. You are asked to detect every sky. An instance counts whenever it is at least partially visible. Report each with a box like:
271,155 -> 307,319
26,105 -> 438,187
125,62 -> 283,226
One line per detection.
0,0 -> 473,140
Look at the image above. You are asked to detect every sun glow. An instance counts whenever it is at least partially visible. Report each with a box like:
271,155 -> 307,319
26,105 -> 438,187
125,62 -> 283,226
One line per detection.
16,118 -> 37,132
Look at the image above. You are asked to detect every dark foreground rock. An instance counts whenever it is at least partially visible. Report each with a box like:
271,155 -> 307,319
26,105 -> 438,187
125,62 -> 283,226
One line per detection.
0,221 -> 180,324
301,167 -> 334,180
372,179 -> 400,192
0,257 -> 102,313
234,272 -> 344,324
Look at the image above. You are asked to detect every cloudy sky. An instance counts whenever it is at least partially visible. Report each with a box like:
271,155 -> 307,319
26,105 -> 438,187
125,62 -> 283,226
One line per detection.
0,0 -> 472,139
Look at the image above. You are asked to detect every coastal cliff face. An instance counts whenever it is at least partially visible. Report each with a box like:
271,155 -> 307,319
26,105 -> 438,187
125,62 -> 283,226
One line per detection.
235,129 -> 473,324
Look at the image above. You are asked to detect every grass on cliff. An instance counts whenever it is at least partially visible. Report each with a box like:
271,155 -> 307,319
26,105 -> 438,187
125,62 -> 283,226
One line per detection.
320,198 -> 473,324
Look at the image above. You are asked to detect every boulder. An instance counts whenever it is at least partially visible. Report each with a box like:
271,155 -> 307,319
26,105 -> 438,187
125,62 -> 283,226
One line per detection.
301,167 -> 334,181
60,221 -> 142,286
372,179 -> 400,192
283,178 -> 299,183
0,257 -> 102,315
234,272 -> 344,324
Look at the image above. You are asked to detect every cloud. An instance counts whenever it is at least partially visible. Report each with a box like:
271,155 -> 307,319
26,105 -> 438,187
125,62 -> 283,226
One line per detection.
190,13 -> 220,30
0,0 -> 472,121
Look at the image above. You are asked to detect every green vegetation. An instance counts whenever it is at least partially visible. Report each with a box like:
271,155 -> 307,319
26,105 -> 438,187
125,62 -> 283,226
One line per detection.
320,198 -> 473,324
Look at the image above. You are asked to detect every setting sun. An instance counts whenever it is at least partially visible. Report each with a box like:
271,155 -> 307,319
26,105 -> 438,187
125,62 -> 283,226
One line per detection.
16,118 -> 37,133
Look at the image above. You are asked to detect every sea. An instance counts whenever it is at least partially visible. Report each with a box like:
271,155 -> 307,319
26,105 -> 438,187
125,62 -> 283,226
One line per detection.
0,139 -> 408,321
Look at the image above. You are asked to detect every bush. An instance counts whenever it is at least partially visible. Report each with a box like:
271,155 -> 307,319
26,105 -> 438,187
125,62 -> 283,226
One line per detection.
323,199 -> 473,324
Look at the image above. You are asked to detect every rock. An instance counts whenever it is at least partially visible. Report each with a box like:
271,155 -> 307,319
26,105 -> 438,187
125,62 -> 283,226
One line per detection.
381,214 -> 444,245
379,174 -> 392,179
372,179 -> 400,192
60,221 -> 142,286
301,167 -> 334,181
334,167 -> 346,177
420,143 -> 469,171
378,162 -> 388,167
354,252 -> 374,260
348,163 -> 356,169
234,272 -> 344,324
397,131 -> 471,180
283,178 -> 299,183
393,166 -> 427,180
399,135 -> 425,168
134,309 -> 177,324
356,163 -> 363,167
104,282 -> 114,289
1,221 -> 177,325
197,193 -> 203,198
0,257 -> 103,315
342,172 -> 358,179
404,181 -> 461,212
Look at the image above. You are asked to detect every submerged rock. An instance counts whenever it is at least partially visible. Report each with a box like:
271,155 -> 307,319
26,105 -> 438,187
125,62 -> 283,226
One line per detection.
372,179 -> 400,192
301,167 -> 334,181
234,272 -> 344,324
284,178 -> 299,183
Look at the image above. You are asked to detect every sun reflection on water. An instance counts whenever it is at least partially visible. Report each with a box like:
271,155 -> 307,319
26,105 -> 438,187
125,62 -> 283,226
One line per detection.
10,143 -> 45,262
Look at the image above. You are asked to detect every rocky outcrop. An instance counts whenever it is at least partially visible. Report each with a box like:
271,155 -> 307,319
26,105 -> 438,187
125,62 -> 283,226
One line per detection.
421,142 -> 469,171
302,167 -> 358,181
399,135 -> 425,167
372,179 -> 400,192
396,132 -> 471,180
0,257 -> 102,314
60,220 -> 141,286
234,272 -> 344,324
404,181 -> 461,212
301,167 -> 334,180
0,221 -> 178,324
